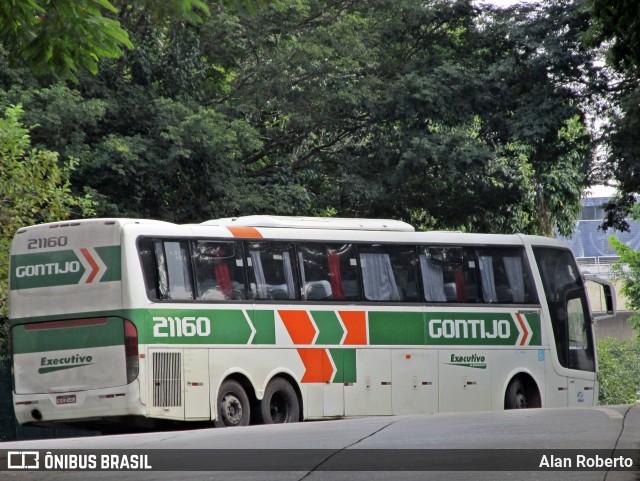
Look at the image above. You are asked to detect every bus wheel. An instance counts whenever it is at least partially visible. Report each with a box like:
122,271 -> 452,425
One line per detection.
505,375 -> 542,409
260,378 -> 300,424
215,380 -> 250,427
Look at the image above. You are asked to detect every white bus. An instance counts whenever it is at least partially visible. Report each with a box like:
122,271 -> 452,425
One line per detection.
9,216 -> 615,428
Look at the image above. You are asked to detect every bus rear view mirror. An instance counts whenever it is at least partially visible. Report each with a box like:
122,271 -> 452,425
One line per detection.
584,275 -> 616,319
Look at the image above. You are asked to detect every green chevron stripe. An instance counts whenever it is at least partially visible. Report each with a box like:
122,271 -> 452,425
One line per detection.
95,245 -> 122,282
525,313 -> 542,346
329,348 -> 356,383
250,310 -> 276,345
311,311 -> 345,345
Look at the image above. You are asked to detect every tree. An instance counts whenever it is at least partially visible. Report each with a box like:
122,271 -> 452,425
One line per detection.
597,337 -> 640,405
586,0 -> 640,230
610,235 -> 640,333
588,0 -> 640,73
606,227 -> 640,405
0,104 -> 94,358
218,0 -> 598,234
0,0 -> 212,82
461,0 -> 600,235
0,0 -> 133,82
0,0 -> 603,235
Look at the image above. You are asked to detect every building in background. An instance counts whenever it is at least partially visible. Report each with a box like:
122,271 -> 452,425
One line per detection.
562,185 -> 640,278
559,185 -> 639,339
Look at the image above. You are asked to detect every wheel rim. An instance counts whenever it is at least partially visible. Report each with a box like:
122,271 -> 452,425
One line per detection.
515,390 -> 528,409
221,393 -> 244,426
269,391 -> 290,423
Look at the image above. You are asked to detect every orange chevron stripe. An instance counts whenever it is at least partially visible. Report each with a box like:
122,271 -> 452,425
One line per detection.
226,226 -> 263,238
515,313 -> 530,346
298,348 -> 334,383
80,248 -> 100,284
279,310 -> 317,345
339,311 -> 367,345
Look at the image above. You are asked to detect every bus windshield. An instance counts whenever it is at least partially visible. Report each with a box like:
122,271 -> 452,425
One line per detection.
533,246 -> 595,372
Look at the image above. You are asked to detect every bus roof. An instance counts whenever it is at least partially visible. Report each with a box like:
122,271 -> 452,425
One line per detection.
14,218 -> 172,234
202,215 -> 416,232
13,217 -> 570,250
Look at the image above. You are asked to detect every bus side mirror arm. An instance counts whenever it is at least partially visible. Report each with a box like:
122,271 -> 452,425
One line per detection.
583,275 -> 617,320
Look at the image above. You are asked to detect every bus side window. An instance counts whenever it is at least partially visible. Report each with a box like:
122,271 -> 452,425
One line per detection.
193,241 -> 246,301
567,294 -> 595,371
420,247 -> 480,303
475,247 -> 538,304
359,244 -> 419,302
138,237 -> 159,300
246,242 -> 299,300
138,238 -> 194,301
297,243 -> 360,301
149,240 -> 194,300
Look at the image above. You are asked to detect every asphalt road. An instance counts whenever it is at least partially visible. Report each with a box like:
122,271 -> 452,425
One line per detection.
1,404 -> 638,481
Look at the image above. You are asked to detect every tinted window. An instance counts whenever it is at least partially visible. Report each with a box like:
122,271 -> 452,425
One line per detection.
475,247 -> 538,304
420,246 -> 480,303
533,246 -> 595,371
246,242 -> 298,300
298,243 -> 360,301
193,241 -> 246,300
156,240 -> 193,300
138,238 -> 159,299
359,244 -> 419,302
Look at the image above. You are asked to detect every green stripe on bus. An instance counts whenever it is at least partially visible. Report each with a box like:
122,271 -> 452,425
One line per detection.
249,310 -> 276,345
15,308 -> 541,348
95,245 -> 122,282
9,246 -> 121,290
145,309 -> 254,345
525,313 -> 542,346
369,311 -> 425,345
10,250 -> 83,289
329,348 -> 357,383
312,311 -> 345,345
425,312 -> 526,346
368,311 -> 542,346
12,317 -> 125,354
211,310 -> 253,344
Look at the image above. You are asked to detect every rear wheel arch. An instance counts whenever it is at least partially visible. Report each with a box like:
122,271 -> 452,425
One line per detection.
504,372 -> 542,409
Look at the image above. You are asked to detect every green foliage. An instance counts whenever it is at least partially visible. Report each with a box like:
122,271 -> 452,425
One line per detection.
0,0 -> 217,82
208,0 -> 594,234
0,0 -> 601,236
597,337 -> 640,405
588,0 -> 640,73
532,116 -> 592,237
586,0 -> 640,229
598,84 -> 640,231
0,104 -> 94,358
0,0 -> 133,81
610,236 -> 640,332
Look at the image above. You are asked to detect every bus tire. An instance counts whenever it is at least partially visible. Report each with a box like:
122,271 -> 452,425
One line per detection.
260,378 -> 300,424
215,379 -> 250,427
505,377 -> 536,409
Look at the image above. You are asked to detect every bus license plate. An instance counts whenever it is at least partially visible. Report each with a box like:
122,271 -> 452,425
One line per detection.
56,395 -> 76,405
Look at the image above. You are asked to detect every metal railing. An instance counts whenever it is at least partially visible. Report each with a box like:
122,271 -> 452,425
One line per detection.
577,256 -> 620,279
